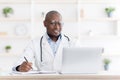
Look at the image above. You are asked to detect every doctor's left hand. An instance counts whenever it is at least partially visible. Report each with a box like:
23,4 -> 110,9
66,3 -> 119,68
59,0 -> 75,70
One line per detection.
18,61 -> 33,72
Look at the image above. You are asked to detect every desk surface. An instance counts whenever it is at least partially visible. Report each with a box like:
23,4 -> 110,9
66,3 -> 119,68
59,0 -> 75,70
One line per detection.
1,74 -> 120,80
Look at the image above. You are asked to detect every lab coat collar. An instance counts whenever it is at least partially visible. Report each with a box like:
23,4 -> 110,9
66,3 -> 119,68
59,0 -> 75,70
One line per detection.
45,33 -> 62,41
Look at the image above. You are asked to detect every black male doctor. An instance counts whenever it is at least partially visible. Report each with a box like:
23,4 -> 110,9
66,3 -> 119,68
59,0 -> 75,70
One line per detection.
13,10 -> 77,72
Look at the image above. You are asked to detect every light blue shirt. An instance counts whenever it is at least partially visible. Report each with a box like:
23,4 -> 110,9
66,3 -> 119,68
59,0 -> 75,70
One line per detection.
46,34 -> 61,56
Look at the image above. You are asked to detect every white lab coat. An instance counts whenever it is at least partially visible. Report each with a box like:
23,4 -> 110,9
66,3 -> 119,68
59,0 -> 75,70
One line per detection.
13,33 -> 74,72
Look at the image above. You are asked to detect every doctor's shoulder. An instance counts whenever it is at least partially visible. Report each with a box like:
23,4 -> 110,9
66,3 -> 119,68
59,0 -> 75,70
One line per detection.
25,36 -> 43,48
62,35 -> 73,47
32,36 -> 42,42
67,36 -> 80,47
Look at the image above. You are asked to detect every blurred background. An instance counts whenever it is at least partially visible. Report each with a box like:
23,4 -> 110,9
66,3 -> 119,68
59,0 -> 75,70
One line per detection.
0,0 -> 120,73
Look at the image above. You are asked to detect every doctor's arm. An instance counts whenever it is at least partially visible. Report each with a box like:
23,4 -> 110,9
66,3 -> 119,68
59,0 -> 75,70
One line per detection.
13,40 -> 35,72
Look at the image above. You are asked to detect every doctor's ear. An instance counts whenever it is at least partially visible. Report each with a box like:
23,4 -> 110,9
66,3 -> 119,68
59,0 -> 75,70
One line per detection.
43,20 -> 47,27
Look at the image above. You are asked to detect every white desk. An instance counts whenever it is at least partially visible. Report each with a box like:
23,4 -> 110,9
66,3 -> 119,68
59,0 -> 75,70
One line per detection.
1,74 -> 120,80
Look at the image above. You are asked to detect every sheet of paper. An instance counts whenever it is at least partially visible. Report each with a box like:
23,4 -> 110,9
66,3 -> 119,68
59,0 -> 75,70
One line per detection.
12,70 -> 40,74
39,71 -> 57,74
12,70 -> 57,74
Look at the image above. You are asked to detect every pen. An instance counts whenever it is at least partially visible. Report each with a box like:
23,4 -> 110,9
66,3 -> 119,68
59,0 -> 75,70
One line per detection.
24,56 -> 33,70
24,57 -> 28,62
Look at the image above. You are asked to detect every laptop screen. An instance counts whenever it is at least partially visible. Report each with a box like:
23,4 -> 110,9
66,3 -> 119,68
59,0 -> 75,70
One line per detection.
61,47 -> 104,74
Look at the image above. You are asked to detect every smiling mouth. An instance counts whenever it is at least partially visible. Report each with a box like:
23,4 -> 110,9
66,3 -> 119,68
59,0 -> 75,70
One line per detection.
54,30 -> 59,34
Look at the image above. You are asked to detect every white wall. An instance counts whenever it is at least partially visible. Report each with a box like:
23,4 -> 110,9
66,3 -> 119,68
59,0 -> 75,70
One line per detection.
0,0 -> 120,73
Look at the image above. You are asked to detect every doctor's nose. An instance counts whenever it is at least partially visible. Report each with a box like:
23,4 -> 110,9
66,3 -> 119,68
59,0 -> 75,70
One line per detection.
54,24 -> 61,29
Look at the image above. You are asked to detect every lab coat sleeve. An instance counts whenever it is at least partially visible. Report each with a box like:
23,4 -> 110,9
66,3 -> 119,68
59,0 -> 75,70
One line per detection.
12,40 -> 36,71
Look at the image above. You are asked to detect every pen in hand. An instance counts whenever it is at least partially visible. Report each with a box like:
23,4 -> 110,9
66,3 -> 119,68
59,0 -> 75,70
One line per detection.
24,57 -> 33,70
24,56 -> 28,62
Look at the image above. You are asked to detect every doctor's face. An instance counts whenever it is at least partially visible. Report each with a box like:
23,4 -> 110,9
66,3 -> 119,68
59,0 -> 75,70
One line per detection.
44,14 -> 63,37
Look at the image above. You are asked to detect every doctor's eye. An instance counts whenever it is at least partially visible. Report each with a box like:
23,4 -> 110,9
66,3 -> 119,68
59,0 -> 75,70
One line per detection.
50,21 -> 63,26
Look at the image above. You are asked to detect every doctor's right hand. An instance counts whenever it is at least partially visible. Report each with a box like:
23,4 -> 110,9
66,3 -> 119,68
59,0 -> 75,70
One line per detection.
18,61 -> 33,72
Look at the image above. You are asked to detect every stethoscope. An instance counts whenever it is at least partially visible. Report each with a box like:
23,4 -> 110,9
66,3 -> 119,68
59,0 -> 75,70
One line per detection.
40,35 -> 70,62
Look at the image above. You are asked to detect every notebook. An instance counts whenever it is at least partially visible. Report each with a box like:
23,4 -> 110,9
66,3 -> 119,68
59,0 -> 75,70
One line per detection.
61,47 -> 104,74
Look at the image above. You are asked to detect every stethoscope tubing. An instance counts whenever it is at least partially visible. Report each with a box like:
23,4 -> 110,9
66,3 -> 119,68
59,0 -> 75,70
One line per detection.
40,35 -> 70,62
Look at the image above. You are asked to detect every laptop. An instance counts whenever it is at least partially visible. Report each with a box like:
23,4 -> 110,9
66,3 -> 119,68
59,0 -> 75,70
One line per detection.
61,47 -> 104,74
